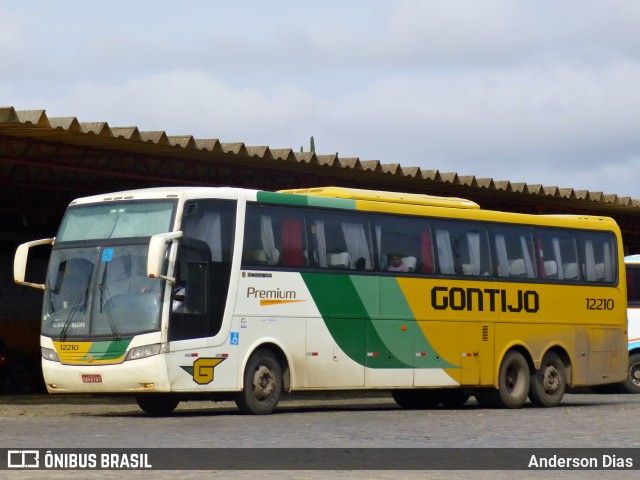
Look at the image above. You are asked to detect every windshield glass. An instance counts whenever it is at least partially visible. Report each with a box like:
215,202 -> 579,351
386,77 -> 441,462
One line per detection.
43,247 -> 98,338
56,200 -> 175,242
42,244 -> 163,339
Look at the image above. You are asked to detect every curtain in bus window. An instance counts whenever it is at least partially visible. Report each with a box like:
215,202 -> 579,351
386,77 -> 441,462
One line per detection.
520,236 -> 535,278
282,217 -> 305,266
314,220 -> 328,268
465,232 -> 481,275
260,215 -> 279,265
189,211 -> 221,261
375,224 -> 385,270
109,208 -> 172,238
495,234 -> 510,277
421,230 -> 434,273
603,241 -> 613,282
436,229 -> 455,274
584,240 -> 597,281
551,237 -> 564,279
68,216 -> 115,240
341,222 -> 372,269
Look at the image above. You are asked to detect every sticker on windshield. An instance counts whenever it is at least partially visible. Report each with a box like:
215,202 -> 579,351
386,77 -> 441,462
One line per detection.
101,248 -> 113,262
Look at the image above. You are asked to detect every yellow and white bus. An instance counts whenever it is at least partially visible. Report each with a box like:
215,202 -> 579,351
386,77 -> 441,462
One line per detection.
14,186 -> 628,414
623,255 -> 640,393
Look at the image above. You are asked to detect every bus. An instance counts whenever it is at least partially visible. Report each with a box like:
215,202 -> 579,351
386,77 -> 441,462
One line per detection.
623,255 -> 640,393
14,186 -> 628,414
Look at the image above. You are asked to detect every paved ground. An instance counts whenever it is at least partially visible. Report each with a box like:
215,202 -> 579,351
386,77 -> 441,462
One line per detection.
1,391 -> 639,479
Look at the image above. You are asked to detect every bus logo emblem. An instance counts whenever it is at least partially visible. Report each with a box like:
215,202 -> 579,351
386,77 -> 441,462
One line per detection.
181,357 -> 227,385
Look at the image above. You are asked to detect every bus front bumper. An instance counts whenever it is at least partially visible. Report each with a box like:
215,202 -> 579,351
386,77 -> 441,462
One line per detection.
42,355 -> 171,393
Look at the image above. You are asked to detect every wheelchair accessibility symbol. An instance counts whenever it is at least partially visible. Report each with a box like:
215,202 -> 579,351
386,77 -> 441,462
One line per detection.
230,332 -> 239,345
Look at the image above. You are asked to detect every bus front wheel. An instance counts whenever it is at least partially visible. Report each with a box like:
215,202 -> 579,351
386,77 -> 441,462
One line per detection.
529,351 -> 566,407
622,352 -> 640,394
235,349 -> 283,415
135,394 -> 179,416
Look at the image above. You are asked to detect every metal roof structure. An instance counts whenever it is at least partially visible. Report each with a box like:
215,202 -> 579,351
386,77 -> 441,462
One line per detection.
1,105 -> 640,249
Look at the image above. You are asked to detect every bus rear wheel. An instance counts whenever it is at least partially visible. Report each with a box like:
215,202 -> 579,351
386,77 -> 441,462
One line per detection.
135,394 -> 180,416
529,351 -> 566,407
490,350 -> 530,409
235,349 -> 283,415
622,352 -> 640,394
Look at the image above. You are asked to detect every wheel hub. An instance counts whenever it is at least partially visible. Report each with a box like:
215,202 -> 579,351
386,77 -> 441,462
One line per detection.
252,365 -> 275,400
505,365 -> 526,396
543,366 -> 560,393
630,364 -> 640,386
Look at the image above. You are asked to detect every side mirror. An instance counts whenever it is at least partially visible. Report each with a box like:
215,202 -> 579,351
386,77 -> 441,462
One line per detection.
14,238 -> 55,289
147,231 -> 183,283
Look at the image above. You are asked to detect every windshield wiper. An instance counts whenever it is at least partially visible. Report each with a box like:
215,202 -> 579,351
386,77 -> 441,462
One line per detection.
59,284 -> 90,342
98,263 -> 121,341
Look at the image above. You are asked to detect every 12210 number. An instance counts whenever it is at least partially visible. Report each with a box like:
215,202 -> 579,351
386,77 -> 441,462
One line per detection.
586,298 -> 614,310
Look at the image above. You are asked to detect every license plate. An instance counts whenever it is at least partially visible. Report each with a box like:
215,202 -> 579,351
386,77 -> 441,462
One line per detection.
81,374 -> 102,383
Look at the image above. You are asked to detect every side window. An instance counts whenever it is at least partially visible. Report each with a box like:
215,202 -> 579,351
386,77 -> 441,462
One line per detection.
627,264 -> 640,305
536,229 -> 580,281
243,205 -> 309,268
181,200 -> 236,263
579,232 -> 616,283
374,216 -> 434,273
310,211 -> 373,271
492,227 -> 536,278
434,221 -> 492,276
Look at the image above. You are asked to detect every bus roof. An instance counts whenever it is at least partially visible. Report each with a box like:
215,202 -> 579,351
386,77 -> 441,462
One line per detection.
625,254 -> 640,264
279,187 -> 480,210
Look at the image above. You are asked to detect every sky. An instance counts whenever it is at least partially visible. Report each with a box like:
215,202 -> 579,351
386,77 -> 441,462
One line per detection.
2,0 -> 640,198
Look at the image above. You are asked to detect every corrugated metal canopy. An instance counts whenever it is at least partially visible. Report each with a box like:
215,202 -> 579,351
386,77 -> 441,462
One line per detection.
2,105 -> 640,253
2,105 -> 638,212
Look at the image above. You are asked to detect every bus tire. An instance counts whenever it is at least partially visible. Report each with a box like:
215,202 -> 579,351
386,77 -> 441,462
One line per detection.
529,351 -> 566,407
622,352 -> 640,394
494,350 -> 530,408
391,390 -> 441,409
135,394 -> 179,416
235,349 -> 283,415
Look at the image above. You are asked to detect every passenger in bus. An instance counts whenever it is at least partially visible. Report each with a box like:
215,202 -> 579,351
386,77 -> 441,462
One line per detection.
387,255 -> 409,272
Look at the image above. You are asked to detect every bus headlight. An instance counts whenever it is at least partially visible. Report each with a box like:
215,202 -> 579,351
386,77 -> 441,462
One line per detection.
41,347 -> 60,362
125,343 -> 169,361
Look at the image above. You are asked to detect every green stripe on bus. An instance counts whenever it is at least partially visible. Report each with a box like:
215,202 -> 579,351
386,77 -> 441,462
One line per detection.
257,191 -> 310,206
301,273 -> 367,364
352,276 -> 455,368
301,273 -> 452,369
88,339 -> 131,360
256,191 -> 356,210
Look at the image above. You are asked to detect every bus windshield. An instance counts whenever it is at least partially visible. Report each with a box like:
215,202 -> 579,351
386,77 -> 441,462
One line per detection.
42,244 -> 164,339
41,199 -> 177,339
56,200 -> 175,242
